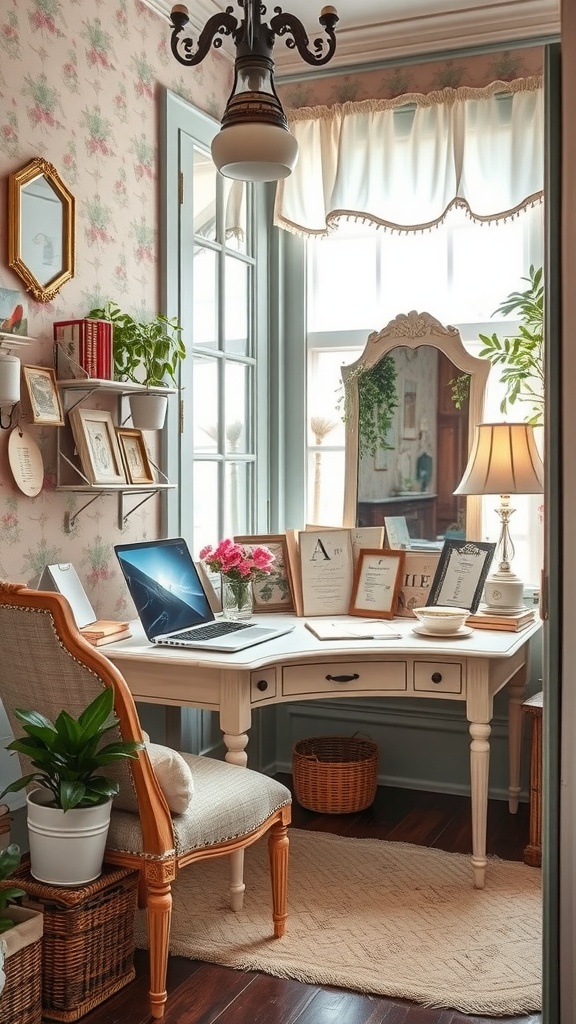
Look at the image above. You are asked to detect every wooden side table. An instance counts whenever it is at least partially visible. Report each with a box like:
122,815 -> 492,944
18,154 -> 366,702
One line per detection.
523,690 -> 543,867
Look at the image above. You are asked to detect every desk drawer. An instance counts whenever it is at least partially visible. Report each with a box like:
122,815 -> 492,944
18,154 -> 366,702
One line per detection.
414,660 -> 463,694
250,670 -> 277,703
282,661 -> 407,697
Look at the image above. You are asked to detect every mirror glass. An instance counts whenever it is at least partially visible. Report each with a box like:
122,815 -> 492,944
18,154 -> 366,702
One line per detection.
342,312 -> 490,544
8,158 -> 75,303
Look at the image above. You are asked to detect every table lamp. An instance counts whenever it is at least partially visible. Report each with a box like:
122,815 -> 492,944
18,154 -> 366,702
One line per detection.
454,422 -> 544,614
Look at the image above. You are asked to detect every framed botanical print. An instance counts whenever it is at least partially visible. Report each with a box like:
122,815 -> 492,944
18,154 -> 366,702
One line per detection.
21,365 -> 64,426
68,407 -> 126,485
116,427 -> 155,485
234,534 -> 295,612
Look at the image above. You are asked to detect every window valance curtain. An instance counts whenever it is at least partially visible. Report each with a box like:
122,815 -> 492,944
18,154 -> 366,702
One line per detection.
274,77 -> 543,237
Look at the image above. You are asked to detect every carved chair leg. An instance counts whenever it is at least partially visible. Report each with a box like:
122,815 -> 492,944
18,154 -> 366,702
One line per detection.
229,848 -> 245,911
144,867 -> 173,1019
268,821 -> 289,938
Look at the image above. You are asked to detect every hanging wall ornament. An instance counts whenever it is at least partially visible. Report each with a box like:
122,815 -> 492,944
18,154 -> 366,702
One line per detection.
7,425 -> 44,497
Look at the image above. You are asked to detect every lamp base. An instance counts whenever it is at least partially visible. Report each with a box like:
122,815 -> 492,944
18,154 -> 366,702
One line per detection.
482,570 -> 525,615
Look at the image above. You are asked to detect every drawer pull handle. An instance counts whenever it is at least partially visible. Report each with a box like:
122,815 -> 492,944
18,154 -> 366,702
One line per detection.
431,672 -> 443,684
256,679 -> 268,692
325,673 -> 360,683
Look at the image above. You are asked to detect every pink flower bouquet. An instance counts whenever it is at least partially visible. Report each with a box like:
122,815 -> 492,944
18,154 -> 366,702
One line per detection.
199,538 -> 275,581
199,539 -> 275,616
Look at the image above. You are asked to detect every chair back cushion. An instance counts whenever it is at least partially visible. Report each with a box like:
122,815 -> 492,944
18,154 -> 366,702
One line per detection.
114,743 -> 194,814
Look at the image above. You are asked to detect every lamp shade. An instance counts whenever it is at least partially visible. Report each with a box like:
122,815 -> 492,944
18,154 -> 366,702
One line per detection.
454,422 -> 544,496
0,352 -> 21,408
211,123 -> 298,182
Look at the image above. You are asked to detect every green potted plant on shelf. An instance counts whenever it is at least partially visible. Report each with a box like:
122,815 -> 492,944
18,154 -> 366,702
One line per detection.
0,688 -> 142,888
0,842 -> 44,1015
87,300 -> 186,429
478,264 -> 544,427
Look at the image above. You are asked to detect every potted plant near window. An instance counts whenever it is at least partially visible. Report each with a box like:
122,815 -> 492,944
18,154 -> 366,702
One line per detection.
87,300 -> 186,430
0,688 -> 142,888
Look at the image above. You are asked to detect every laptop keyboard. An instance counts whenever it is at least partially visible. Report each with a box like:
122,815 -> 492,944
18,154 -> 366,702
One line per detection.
175,621 -> 252,641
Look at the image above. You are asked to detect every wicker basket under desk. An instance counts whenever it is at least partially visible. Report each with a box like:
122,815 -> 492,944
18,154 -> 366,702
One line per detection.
293,735 -> 379,814
2,864 -> 139,1022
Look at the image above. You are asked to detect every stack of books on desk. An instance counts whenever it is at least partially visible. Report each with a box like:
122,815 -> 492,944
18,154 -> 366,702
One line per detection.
465,608 -> 536,632
79,620 -> 132,646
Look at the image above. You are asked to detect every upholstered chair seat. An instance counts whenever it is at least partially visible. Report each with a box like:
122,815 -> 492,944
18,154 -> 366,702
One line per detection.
0,582 -> 291,1020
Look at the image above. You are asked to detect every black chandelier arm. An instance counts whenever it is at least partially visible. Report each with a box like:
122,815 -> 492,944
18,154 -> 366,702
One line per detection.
170,7 -> 239,68
270,6 -> 339,66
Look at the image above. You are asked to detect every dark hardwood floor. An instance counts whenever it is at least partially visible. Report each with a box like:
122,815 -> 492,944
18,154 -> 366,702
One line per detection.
82,779 -> 541,1024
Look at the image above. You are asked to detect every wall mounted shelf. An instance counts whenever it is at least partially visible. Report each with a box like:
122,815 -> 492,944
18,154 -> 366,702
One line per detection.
56,378 -> 177,531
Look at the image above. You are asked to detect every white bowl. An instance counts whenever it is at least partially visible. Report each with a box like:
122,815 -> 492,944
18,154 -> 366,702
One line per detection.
412,606 -> 469,633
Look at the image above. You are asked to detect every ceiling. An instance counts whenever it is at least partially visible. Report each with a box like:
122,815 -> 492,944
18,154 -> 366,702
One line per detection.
146,0 -> 559,73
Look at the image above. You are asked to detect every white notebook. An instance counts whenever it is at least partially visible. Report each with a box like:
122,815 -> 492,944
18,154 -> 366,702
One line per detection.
305,619 -> 401,641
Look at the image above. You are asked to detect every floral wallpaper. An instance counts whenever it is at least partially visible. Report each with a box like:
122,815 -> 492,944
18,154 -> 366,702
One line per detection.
0,0 -> 230,616
277,45 -> 543,109
0,3 -> 544,618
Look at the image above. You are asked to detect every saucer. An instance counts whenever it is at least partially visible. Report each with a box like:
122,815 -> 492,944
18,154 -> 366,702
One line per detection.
412,623 -> 473,639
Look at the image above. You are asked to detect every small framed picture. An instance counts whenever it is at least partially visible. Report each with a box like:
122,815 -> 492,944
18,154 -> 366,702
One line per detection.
234,533 -> 295,612
68,407 -> 126,485
349,548 -> 406,619
116,427 -> 155,485
427,539 -> 497,613
22,365 -> 64,426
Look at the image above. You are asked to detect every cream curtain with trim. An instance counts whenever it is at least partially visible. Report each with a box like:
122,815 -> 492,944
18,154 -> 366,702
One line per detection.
274,78 -> 544,236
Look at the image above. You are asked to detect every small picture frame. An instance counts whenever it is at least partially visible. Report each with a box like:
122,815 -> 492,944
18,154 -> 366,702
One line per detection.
234,533 -> 295,612
349,548 -> 405,619
427,539 -> 497,614
116,427 -> 155,485
68,407 -> 126,485
384,515 -> 412,550
22,365 -> 64,426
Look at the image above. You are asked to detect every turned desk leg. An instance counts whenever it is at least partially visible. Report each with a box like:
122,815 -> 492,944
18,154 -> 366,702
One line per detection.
469,720 -> 491,889
508,673 -> 527,814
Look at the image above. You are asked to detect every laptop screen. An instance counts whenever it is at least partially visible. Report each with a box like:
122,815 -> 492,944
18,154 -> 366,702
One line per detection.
115,538 -> 215,640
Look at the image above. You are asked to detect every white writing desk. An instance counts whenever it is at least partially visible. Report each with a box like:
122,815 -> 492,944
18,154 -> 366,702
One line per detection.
104,615 -> 541,889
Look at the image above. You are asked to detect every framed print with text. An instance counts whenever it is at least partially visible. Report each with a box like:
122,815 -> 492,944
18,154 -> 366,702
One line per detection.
349,548 -> 405,619
427,540 -> 496,613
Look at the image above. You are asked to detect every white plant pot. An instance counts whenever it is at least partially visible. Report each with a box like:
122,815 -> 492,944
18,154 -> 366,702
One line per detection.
26,789 -> 112,887
128,392 -> 168,430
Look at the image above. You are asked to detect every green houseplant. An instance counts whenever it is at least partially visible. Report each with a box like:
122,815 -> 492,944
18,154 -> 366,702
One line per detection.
87,300 -> 186,429
342,356 -> 399,458
0,842 -> 43,1014
478,265 -> 544,426
1,688 -> 142,887
0,844 -> 25,935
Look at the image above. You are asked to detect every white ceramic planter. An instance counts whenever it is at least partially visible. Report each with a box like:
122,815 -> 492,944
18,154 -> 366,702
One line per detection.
26,789 -> 112,887
128,392 -> 168,430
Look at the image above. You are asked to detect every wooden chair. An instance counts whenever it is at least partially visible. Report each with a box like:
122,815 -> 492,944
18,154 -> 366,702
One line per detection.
0,582 -> 291,1019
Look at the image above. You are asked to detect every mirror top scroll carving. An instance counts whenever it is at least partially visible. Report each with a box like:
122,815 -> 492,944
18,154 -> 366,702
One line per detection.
341,310 -> 490,543
8,157 -> 75,303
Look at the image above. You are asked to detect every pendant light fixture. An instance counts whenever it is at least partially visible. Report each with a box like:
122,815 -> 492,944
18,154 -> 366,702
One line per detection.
170,2 -> 339,182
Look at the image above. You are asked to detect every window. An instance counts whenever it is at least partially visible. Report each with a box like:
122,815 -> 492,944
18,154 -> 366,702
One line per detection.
305,203 -> 544,586
164,93 -> 270,556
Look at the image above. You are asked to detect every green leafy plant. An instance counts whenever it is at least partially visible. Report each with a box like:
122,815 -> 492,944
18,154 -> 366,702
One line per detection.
478,265 -> 544,426
0,688 -> 143,813
0,844 -> 25,934
87,301 -> 186,388
342,357 -> 399,458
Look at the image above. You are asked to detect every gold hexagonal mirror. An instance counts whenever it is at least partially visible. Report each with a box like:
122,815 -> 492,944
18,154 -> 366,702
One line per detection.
8,158 -> 75,303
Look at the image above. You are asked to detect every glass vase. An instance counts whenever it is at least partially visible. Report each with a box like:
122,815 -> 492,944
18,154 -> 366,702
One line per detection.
221,575 -> 253,620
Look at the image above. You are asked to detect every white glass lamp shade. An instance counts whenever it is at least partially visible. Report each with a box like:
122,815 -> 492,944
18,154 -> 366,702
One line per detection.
211,123 -> 299,182
0,352 -> 21,408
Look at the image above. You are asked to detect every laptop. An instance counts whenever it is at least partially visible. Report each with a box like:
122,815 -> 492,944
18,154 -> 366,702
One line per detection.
114,538 -> 295,652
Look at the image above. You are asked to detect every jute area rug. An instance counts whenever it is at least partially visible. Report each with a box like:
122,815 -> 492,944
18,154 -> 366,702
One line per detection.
134,830 -> 542,1016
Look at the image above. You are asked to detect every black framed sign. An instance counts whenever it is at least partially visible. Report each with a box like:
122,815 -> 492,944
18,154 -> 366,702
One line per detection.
427,540 -> 496,614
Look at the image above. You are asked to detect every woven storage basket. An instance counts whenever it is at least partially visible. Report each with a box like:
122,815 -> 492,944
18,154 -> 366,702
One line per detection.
1,864 -> 139,1022
0,906 -> 43,1024
292,735 -> 379,814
